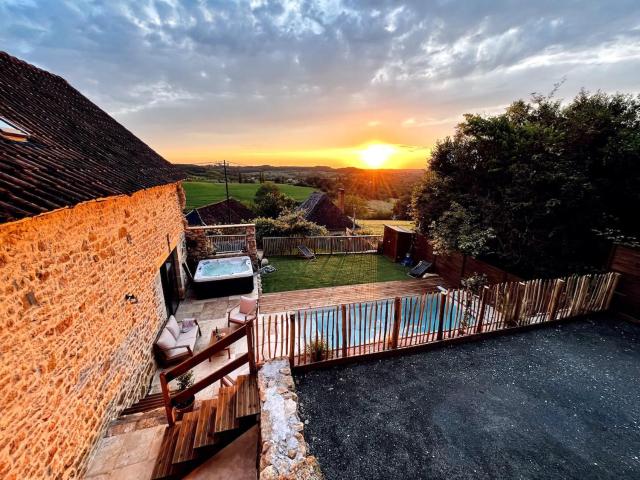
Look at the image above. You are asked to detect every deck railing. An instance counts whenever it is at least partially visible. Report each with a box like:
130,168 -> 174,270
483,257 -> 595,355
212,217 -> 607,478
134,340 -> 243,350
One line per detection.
160,322 -> 256,426
206,234 -> 247,253
262,235 -> 381,256
253,272 -> 620,369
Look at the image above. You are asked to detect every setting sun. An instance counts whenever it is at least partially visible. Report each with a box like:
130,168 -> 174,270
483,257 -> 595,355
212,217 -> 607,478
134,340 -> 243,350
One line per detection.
359,143 -> 397,168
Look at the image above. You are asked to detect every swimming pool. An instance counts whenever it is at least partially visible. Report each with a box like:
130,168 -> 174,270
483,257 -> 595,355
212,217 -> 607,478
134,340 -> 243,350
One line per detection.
296,293 -> 477,350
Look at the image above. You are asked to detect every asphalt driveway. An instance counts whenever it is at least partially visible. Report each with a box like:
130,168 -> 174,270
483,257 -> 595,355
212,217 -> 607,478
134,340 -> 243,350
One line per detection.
296,316 -> 640,480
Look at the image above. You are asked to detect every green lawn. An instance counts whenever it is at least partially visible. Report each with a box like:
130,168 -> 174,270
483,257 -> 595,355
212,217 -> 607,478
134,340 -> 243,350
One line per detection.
358,219 -> 415,235
261,254 -> 410,293
183,181 -> 316,211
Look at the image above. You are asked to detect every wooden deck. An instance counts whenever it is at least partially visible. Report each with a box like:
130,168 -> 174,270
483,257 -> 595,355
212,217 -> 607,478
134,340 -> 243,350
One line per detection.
259,275 -> 447,313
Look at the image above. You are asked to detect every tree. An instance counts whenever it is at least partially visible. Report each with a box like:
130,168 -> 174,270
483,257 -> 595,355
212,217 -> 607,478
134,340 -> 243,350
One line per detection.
343,194 -> 368,219
392,192 -> 413,220
254,182 -> 297,218
412,91 -> 640,277
255,211 -> 328,245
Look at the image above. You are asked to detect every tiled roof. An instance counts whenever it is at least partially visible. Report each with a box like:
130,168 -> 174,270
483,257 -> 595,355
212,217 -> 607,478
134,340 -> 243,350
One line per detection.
187,198 -> 256,226
0,51 -> 185,224
298,192 -> 357,231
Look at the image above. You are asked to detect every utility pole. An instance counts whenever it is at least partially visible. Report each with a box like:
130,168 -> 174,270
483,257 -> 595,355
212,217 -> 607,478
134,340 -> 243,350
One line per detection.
223,160 -> 231,223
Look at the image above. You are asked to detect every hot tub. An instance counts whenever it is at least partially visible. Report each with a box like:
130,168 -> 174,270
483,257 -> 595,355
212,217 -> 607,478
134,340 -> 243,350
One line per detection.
193,256 -> 254,298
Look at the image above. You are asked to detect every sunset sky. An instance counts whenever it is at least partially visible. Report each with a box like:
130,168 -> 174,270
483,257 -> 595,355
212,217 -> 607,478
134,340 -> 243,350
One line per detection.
2,1 -> 639,169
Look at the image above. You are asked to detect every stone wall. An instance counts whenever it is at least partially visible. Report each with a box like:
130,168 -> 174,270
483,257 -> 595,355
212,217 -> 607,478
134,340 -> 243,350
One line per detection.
258,359 -> 323,480
0,183 -> 186,479
185,224 -> 258,268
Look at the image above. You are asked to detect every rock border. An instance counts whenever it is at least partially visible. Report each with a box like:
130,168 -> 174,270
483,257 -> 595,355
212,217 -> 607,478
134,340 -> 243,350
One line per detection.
258,358 -> 323,480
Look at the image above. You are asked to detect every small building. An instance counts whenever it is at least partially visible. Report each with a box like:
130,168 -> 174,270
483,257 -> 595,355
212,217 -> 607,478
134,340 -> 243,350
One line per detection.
186,198 -> 255,226
383,224 -> 414,262
0,52 -> 186,478
298,191 -> 358,234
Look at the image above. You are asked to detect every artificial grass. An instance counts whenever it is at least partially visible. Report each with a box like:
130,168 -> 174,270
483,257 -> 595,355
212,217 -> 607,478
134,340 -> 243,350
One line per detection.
261,254 -> 410,293
183,181 -> 316,210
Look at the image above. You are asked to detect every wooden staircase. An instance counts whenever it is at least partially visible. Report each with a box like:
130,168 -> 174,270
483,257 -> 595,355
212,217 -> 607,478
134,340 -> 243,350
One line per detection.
150,322 -> 260,479
122,392 -> 167,416
151,373 -> 259,479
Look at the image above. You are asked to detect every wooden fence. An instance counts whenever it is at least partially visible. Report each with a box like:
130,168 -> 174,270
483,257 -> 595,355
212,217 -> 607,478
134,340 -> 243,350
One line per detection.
412,233 -> 522,286
607,244 -> 640,319
262,235 -> 382,256
252,272 -> 620,368
206,234 -> 247,253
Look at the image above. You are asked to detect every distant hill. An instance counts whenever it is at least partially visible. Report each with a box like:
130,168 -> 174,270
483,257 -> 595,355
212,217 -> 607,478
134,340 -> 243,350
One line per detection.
175,163 -> 424,201
182,181 -> 316,211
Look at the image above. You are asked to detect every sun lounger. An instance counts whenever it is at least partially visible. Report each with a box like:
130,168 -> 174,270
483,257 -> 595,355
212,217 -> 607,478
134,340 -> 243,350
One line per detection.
298,245 -> 316,260
408,260 -> 432,278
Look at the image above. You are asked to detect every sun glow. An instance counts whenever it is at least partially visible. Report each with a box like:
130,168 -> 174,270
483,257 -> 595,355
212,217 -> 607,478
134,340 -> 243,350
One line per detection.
358,143 -> 397,168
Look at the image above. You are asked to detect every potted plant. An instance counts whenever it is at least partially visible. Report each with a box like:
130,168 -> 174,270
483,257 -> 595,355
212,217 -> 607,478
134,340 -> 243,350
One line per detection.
305,338 -> 328,362
173,371 -> 195,420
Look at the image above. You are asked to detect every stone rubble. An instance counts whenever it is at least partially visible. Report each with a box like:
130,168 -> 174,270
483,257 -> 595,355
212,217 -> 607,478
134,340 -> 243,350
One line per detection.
258,359 -> 323,480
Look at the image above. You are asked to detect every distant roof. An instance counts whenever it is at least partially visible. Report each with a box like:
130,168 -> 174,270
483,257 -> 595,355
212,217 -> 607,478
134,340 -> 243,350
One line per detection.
298,192 -> 357,231
0,51 -> 184,224
187,198 -> 255,226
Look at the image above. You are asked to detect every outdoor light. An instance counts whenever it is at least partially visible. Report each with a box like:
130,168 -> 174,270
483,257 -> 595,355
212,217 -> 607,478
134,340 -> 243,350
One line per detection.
124,293 -> 138,304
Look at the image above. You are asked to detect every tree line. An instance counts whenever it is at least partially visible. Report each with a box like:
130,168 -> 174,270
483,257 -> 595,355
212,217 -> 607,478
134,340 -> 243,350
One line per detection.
410,90 -> 640,277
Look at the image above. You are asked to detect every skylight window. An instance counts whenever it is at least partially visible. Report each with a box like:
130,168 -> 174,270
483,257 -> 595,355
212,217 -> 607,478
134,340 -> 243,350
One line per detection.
0,117 -> 29,142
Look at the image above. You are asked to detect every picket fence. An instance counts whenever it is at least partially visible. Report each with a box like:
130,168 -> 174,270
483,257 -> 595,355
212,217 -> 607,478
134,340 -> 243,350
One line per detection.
252,272 -> 620,368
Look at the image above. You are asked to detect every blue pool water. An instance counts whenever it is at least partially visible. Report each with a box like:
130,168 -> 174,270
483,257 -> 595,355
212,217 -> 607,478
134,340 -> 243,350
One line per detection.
196,257 -> 251,279
298,295 -> 475,349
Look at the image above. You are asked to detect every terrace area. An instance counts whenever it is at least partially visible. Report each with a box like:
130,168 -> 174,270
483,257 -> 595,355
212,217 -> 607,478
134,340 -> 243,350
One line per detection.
295,315 -> 640,480
85,225 -> 630,479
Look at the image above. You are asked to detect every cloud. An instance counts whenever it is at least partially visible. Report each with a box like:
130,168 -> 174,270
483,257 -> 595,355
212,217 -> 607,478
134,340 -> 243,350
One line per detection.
1,0 -> 639,165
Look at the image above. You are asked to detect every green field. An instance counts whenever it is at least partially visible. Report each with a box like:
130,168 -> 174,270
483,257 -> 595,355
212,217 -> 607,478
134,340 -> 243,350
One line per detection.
183,181 -> 316,211
358,219 -> 415,235
261,254 -> 410,293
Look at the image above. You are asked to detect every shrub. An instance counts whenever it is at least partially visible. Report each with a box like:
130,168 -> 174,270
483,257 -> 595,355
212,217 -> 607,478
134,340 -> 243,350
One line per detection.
255,211 -> 328,245
305,338 -> 329,362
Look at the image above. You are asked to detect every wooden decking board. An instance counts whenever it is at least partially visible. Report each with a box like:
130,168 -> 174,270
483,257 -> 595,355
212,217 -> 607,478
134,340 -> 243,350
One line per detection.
194,400 -> 218,449
121,392 -> 166,416
260,277 -> 446,313
172,411 -> 199,464
235,374 -> 260,418
215,387 -> 240,433
150,426 -> 180,480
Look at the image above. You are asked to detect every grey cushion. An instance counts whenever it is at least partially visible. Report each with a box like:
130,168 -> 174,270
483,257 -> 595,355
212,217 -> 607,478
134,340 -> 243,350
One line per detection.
165,346 -> 190,359
166,315 -> 180,339
156,328 -> 176,351
229,306 -> 254,323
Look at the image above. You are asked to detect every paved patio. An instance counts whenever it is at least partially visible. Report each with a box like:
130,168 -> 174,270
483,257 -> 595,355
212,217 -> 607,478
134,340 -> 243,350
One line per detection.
84,277 -> 259,479
259,275 -> 446,313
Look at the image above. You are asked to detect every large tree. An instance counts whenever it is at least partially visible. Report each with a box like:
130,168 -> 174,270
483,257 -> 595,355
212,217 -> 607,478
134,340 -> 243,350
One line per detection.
413,91 -> 640,277
254,182 -> 296,218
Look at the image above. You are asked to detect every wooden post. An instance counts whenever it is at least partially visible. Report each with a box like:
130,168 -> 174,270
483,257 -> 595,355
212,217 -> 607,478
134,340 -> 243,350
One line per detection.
159,372 -> 174,427
511,282 -> 525,326
246,321 -> 257,374
475,286 -> 488,334
288,313 -> 296,368
605,273 -> 621,310
547,279 -> 565,321
437,291 -> 447,341
341,304 -> 348,358
390,297 -> 402,349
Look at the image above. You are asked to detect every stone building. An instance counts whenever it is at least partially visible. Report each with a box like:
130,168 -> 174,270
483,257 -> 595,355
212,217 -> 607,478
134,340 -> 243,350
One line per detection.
0,52 -> 187,478
298,191 -> 359,234
185,198 -> 256,226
